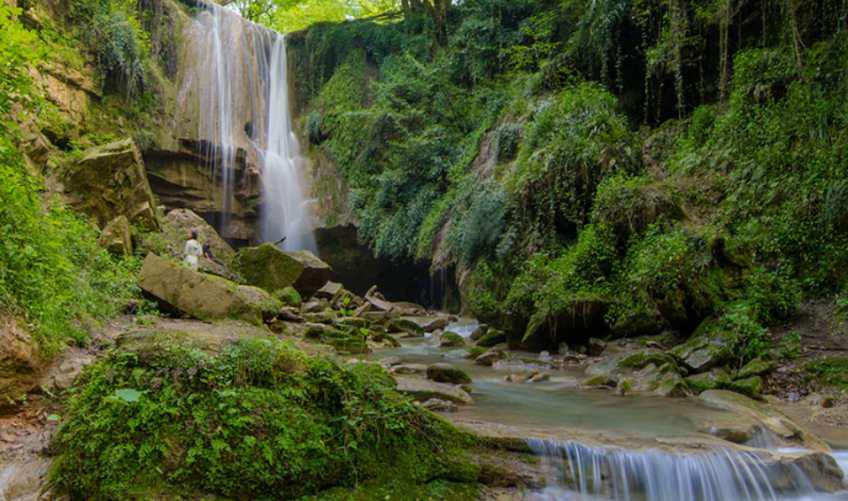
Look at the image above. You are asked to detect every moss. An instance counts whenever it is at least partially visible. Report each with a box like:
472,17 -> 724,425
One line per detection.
52,336 -> 477,500
275,286 -> 303,307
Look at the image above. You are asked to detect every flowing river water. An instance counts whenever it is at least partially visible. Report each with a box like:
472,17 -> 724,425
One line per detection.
365,319 -> 848,501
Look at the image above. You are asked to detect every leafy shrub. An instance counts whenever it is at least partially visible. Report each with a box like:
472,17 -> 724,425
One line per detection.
53,337 -> 475,500
804,357 -> 848,388
723,305 -> 772,369
494,123 -> 520,162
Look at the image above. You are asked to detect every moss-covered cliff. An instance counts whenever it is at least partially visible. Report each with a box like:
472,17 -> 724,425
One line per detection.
286,0 -> 848,350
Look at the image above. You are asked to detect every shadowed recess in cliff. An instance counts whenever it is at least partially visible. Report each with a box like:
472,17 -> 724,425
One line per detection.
178,1 -> 315,252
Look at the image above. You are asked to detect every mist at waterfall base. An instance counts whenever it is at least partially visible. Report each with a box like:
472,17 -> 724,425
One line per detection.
188,3 -> 316,253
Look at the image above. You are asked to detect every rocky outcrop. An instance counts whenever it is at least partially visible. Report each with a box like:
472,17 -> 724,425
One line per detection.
137,253 -> 281,324
98,215 -> 133,255
62,139 -> 160,230
143,141 -> 261,243
0,316 -> 43,398
237,243 -> 332,299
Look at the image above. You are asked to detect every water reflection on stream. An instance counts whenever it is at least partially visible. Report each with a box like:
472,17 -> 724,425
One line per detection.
364,325 -> 848,500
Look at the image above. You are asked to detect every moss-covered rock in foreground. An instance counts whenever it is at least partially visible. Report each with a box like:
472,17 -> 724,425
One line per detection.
52,335 -> 478,500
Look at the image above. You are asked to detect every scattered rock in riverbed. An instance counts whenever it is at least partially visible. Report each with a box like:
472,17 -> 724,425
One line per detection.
684,368 -> 731,394
420,398 -> 458,412
439,331 -> 465,347
379,356 -> 402,367
394,364 -> 428,374
585,348 -> 678,376
470,324 -> 488,341
387,318 -> 425,337
427,363 -> 472,384
394,376 -> 474,405
587,337 -> 607,356
476,347 -> 509,366
507,371 -> 550,383
584,374 -> 619,388
730,376 -> 764,399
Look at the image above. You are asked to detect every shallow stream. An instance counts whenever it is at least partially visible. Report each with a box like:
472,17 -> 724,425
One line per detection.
364,319 -> 848,501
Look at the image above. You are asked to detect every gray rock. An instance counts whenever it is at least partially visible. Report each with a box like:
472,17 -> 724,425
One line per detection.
439,331 -> 465,347
587,337 -> 607,357
421,398 -> 458,412
669,317 -> 734,373
476,347 -> 508,366
314,281 -> 343,300
394,364 -> 428,374
379,356 -> 402,367
421,317 -> 450,332
476,330 -> 507,348
685,368 -> 731,394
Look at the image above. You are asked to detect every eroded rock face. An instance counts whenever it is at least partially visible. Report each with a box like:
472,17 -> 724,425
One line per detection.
98,215 -> 133,256
63,139 -> 160,230
237,244 -> 332,300
0,316 -> 42,398
137,253 -> 280,324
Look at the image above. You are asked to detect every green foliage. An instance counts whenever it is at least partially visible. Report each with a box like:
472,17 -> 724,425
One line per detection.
804,357 -> 848,388
0,3 -> 42,135
68,0 -> 152,96
494,123 -> 520,162
53,337 -> 476,500
723,305 -> 772,369
0,138 -> 147,351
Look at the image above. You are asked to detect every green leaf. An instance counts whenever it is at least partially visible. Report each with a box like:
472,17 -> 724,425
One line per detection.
47,414 -> 62,421
112,388 -> 142,403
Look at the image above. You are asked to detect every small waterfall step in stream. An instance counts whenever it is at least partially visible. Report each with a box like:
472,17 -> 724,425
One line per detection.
181,5 -> 848,500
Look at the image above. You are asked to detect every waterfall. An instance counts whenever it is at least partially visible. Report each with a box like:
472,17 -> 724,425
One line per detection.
526,439 -> 839,501
184,2 -> 315,252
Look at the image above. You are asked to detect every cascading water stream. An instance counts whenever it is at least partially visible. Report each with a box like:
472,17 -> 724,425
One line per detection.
527,439 -> 847,501
184,2 -> 315,252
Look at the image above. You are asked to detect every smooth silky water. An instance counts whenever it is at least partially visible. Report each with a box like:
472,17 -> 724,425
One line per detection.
366,322 -> 848,500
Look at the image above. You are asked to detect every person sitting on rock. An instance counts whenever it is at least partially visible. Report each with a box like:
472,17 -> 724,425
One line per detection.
203,242 -> 225,267
184,230 -> 202,270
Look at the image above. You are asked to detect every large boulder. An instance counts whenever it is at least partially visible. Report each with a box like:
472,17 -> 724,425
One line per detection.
140,209 -> 236,264
669,317 -> 734,373
237,243 -> 332,300
137,254 -> 281,324
98,215 -> 133,256
63,139 -> 160,230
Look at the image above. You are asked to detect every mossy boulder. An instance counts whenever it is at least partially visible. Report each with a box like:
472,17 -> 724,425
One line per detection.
730,376 -> 764,399
62,138 -> 160,230
394,376 -> 474,405
475,330 -> 506,348
669,317 -> 734,373
237,244 -> 332,300
274,286 -> 302,308
685,368 -> 731,394
736,359 -> 779,379
650,372 -> 690,398
97,215 -> 133,256
587,337 -> 607,356
137,254 -> 281,324
52,335 -> 475,499
387,318 -> 425,337
439,331 -> 465,347
426,363 -> 473,385
141,208 -> 235,263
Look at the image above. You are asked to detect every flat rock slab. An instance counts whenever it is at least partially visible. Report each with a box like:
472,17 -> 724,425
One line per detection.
394,376 -> 474,405
138,253 -> 281,325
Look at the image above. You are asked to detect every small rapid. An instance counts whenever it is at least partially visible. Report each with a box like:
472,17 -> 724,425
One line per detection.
527,439 -> 848,501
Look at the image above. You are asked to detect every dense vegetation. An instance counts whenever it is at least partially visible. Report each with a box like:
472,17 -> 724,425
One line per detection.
288,0 -> 848,350
53,334 -> 477,500
0,3 -> 146,353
